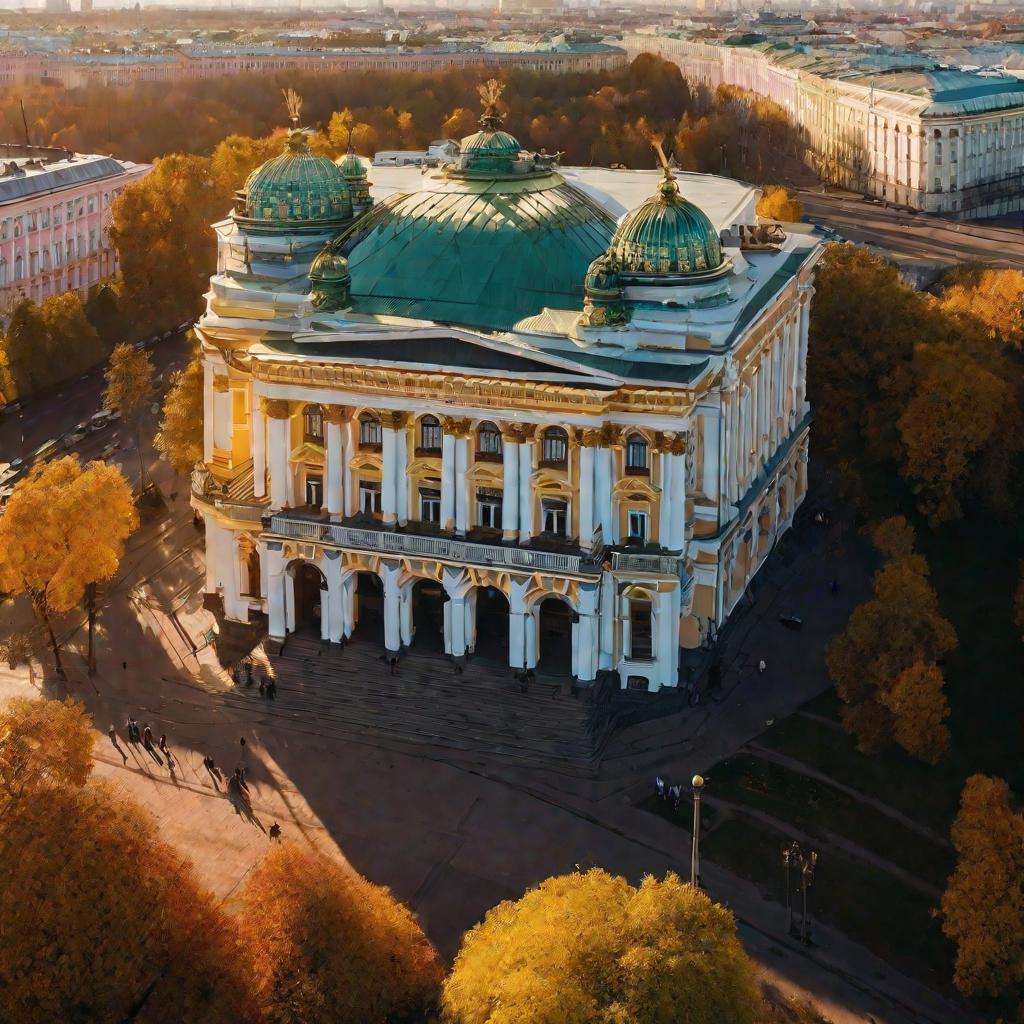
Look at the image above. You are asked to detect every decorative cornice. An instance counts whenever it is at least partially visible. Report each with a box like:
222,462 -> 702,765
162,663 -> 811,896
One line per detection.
441,415 -> 472,437
386,411 -> 411,430
322,404 -> 349,425
262,398 -> 291,420
579,428 -> 603,448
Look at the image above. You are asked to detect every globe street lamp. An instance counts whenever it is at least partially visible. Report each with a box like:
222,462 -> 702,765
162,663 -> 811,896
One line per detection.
690,774 -> 705,888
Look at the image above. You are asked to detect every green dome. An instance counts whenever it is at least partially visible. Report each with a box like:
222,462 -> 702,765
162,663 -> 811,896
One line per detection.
333,171 -> 615,331
336,151 -> 366,180
609,173 -> 725,278
242,130 -> 353,225
309,244 -> 351,311
459,128 -> 522,174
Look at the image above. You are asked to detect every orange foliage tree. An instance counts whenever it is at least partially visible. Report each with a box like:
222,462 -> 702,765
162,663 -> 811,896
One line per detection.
941,775 -> 1024,998
236,841 -> 443,1024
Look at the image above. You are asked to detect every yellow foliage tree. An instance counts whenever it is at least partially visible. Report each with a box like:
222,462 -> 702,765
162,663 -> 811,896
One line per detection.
0,457 -> 138,679
0,697 -> 93,814
104,341 -> 155,490
938,265 -> 1024,349
156,349 -> 204,474
756,185 -> 802,222
442,107 -> 479,140
210,132 -> 283,195
0,780 -> 256,1024
237,842 -> 443,1024
826,517 -> 956,757
443,869 -> 760,1024
941,775 -> 1024,997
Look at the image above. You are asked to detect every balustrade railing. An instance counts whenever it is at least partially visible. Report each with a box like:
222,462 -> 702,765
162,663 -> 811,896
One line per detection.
611,552 -> 685,575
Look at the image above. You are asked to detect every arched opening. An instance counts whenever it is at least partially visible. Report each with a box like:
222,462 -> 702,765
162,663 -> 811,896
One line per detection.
417,415 -> 442,455
303,403 -> 324,443
539,426 -> 568,468
476,421 -> 502,461
625,433 -> 649,474
244,547 -> 261,598
411,578 -> 445,651
537,596 -> 574,676
354,572 -> 383,644
474,586 -> 509,665
293,561 -> 326,632
358,412 -> 382,450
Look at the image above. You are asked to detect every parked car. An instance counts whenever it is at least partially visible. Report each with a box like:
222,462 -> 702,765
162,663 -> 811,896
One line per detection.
30,438 -> 61,463
89,410 -> 112,431
64,431 -> 86,448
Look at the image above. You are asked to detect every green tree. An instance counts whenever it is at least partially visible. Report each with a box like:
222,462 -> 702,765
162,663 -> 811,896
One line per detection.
0,457 -> 138,679
941,775 -> 1024,998
237,841 -> 443,1024
84,281 -> 126,347
443,869 -> 760,1024
104,341 -> 155,490
0,298 -> 48,396
155,350 -> 204,474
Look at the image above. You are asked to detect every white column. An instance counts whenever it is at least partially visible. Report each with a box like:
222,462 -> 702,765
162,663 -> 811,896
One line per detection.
702,410 -> 719,501
266,542 -> 286,642
509,576 -> 533,670
578,442 -> 595,549
518,434 -> 534,543
464,589 -> 477,654
343,419 -> 356,518
324,553 -> 343,643
203,513 -> 218,592
203,362 -> 214,462
797,288 -> 812,414
213,382 -> 232,452
395,423 -> 409,526
441,432 -> 456,531
268,412 -> 289,510
381,560 -> 401,652
501,433 -> 519,542
658,449 -> 673,545
594,444 -> 614,543
399,583 -> 413,647
668,450 -> 687,551
285,572 -> 295,634
442,567 -> 471,657
252,401 -> 266,499
325,418 -> 343,520
572,582 -> 600,682
381,425 -> 397,525
787,315 -> 800,427
454,434 -> 469,536
341,573 -> 356,638
655,585 -> 680,688
599,570 -> 615,671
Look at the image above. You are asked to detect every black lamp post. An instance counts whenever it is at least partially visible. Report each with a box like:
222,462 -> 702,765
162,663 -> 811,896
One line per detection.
782,841 -> 817,945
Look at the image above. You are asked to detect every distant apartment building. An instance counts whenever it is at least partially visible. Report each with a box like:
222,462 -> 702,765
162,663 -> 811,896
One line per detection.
628,33 -> 1024,219
0,41 -> 625,91
0,145 -> 151,308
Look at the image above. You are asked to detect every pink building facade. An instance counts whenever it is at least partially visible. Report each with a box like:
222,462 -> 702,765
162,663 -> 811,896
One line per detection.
0,145 -> 150,310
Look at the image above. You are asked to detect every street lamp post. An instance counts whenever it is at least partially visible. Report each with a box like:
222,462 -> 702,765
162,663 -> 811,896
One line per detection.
690,774 -> 705,888
781,841 -> 818,945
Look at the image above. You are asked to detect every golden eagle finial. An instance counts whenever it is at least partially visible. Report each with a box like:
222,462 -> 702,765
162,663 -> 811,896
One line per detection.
283,88 -> 303,128
477,79 -> 506,130
645,129 -> 680,199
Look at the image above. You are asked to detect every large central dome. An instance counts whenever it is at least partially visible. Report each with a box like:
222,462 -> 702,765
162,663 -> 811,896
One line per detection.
332,170 -> 615,332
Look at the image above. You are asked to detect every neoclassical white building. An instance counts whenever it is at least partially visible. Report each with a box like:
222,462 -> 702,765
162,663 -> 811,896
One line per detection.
628,33 -> 1024,219
192,93 -> 821,690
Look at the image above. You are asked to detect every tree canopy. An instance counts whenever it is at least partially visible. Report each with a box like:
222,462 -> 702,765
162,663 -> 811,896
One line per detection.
442,868 -> 760,1024
756,184 -> 802,222
236,841 -> 443,1024
156,349 -> 204,474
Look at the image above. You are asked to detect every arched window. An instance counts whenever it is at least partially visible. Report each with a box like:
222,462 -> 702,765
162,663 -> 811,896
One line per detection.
419,414 -> 442,453
302,404 -> 323,443
476,421 -> 502,459
540,426 -> 568,467
359,412 -> 382,448
625,434 -> 649,472
14,254 -> 23,280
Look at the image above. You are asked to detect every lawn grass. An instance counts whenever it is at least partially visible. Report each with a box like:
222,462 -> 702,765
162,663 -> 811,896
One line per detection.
703,815 -> 955,991
708,754 -> 954,889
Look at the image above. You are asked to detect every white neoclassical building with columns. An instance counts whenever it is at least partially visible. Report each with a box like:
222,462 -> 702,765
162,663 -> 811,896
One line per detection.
192,94 -> 822,690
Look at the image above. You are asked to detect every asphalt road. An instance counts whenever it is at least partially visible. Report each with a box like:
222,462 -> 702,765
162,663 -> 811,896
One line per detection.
0,329 -> 193,486
798,186 -> 1024,269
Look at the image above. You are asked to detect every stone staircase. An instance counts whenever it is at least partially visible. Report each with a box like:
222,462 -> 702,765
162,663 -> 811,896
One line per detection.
242,632 -> 611,776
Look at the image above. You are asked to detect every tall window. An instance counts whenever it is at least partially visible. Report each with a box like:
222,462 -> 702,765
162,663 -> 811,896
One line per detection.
625,434 -> 648,472
303,404 -> 324,443
359,413 -> 382,448
476,488 -> 502,529
419,415 -> 442,453
542,498 -> 568,536
14,254 -> 23,280
419,486 -> 441,523
359,479 -> 381,514
305,473 -> 323,510
627,509 -> 649,544
629,600 -> 654,660
477,421 -> 502,459
541,427 -> 568,467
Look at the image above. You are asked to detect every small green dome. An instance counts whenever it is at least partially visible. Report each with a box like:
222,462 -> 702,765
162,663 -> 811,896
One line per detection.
309,244 -> 351,311
609,173 -> 725,278
459,128 -> 522,174
243,130 -> 353,225
336,151 -> 366,180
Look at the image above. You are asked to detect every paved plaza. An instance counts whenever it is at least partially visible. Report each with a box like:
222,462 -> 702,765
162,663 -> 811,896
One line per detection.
0,472 -> 963,1024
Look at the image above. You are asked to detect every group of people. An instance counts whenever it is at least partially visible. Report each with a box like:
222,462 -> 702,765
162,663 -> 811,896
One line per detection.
233,660 -> 277,700
111,718 -> 174,769
654,775 -> 686,812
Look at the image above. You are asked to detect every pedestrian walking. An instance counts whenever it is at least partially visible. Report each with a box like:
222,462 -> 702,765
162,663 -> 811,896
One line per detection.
125,717 -> 136,744
109,725 -> 127,765
158,734 -> 169,756
266,678 -> 276,701
758,659 -> 767,675
655,775 -> 665,800
143,724 -> 153,747
235,766 -> 249,793
389,655 -> 399,676
239,736 -> 246,750
269,822 -> 282,841
258,677 -> 266,697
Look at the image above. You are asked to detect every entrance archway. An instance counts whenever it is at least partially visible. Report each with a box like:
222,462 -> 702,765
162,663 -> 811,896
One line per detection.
475,586 -> 509,666
354,572 -> 383,645
293,561 -> 326,632
537,596 -> 574,676
411,579 -> 445,651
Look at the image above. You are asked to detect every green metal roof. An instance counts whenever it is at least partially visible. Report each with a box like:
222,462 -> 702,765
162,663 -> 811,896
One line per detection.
334,172 -> 616,332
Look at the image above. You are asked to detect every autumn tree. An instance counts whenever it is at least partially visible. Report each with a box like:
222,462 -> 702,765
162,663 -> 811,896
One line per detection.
0,776 -> 255,1023
937,265 -> 1024,349
237,841 -> 442,1024
0,697 -> 93,815
155,349 -> 204,474
941,775 -> 1024,998
0,457 -> 138,679
443,869 -> 760,1024
0,297 -> 48,396
211,131 -> 282,195
826,517 -> 956,758
757,185 -> 802,222
104,341 -> 155,490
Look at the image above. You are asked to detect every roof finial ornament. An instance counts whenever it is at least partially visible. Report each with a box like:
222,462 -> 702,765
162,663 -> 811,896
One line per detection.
648,130 -> 681,201
283,87 -> 303,129
478,78 -> 505,132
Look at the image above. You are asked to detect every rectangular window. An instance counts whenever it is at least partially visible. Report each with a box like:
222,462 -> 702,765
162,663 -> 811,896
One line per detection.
305,474 -> 323,510
542,499 -> 568,536
40,209 -> 49,229
359,480 -> 381,515
476,488 -> 502,529
627,510 -> 648,543
87,196 -> 96,214
0,219 -> 8,240
66,201 -> 74,221
629,602 -> 654,660
419,487 -> 441,524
